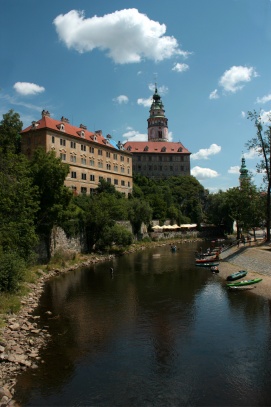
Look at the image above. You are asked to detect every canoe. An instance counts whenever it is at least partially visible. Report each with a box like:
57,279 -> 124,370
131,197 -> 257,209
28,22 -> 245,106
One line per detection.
226,270 -> 247,281
227,278 -> 262,287
195,262 -> 219,267
195,256 -> 219,263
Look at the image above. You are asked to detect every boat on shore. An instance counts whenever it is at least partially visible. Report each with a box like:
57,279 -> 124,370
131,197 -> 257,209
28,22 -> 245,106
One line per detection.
226,270 -> 247,281
196,262 -> 219,267
227,278 -> 262,287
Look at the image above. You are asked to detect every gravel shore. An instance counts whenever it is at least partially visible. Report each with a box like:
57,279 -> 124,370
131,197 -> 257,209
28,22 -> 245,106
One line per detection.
218,241 -> 271,300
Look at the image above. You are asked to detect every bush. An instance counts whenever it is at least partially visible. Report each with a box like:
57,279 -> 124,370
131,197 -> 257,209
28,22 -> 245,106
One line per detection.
0,252 -> 26,292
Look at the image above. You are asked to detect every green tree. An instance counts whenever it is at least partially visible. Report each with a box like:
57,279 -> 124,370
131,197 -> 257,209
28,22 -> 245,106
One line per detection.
247,110 -> 271,241
0,109 -> 23,154
0,152 -> 38,262
128,198 -> 153,236
75,192 -> 129,251
30,148 -> 72,258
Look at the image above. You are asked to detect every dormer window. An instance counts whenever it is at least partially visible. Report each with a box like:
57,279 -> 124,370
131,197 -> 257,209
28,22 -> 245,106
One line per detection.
57,123 -> 65,132
81,131 -> 85,138
127,146 -> 132,151
31,121 -> 39,129
93,135 -> 97,142
144,146 -> 149,151
178,147 -> 183,152
161,146 -> 166,152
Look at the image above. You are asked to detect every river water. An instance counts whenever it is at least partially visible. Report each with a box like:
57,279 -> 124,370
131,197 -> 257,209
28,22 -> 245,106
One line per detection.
14,241 -> 271,406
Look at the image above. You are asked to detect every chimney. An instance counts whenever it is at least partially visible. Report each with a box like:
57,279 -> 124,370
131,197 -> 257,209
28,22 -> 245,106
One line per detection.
41,110 -> 50,118
61,116 -> 69,123
80,124 -> 87,130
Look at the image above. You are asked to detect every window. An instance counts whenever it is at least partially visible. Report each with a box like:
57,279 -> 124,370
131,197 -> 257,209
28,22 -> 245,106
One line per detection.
90,188 -> 96,194
121,167 -> 124,173
81,187 -> 87,194
90,146 -> 95,154
52,136 -> 55,143
71,141 -> 76,148
60,153 -> 66,161
98,162 -> 103,168
90,159 -> 94,166
81,144 -> 86,151
127,168 -> 130,174
120,155 -> 124,162
107,178 -> 111,184
81,158 -> 86,165
98,149 -> 103,156
113,153 -> 118,160
81,173 -> 86,180
71,171 -> 77,178
70,155 -> 76,163
106,151 -> 110,158
128,182 -> 130,187
106,164 -> 111,170
127,157 -> 130,163
121,180 -> 125,186
60,138 -> 66,146
114,179 -> 118,185
99,176 -> 103,181
90,174 -> 95,181
114,165 -> 118,172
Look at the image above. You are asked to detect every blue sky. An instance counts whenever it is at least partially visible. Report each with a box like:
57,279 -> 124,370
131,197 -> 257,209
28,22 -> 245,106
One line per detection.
1,0 -> 271,192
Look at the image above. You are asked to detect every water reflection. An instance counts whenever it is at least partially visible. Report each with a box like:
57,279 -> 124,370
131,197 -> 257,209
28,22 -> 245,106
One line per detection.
14,242 -> 271,406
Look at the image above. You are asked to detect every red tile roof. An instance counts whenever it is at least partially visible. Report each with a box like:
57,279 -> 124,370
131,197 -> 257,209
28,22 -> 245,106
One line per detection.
21,115 -> 117,149
123,141 -> 190,154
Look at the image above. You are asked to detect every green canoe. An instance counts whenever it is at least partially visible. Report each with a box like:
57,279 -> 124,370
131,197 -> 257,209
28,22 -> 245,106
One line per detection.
227,278 -> 262,287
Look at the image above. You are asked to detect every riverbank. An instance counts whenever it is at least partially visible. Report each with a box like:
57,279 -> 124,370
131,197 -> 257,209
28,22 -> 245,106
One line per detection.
0,237 -> 270,406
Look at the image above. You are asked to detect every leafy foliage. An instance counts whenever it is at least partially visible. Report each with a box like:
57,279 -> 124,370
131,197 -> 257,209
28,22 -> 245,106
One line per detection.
0,109 -> 23,154
30,148 -> 72,256
0,152 -> 38,262
247,111 -> 271,241
0,251 -> 26,292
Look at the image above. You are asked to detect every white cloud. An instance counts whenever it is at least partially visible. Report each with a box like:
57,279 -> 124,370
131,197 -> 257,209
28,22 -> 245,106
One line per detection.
228,166 -> 240,174
113,95 -> 129,104
219,66 -> 258,93
13,82 -> 45,96
172,62 -> 189,73
137,97 -> 152,107
241,111 -> 246,118
53,9 -> 189,64
191,144 -> 221,160
256,94 -> 271,104
191,166 -> 219,180
259,109 -> 271,123
122,128 -> 147,141
244,147 -> 261,159
209,89 -> 219,99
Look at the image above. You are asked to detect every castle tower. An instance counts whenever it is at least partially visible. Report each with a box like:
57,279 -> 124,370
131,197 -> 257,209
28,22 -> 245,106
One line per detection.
147,85 -> 168,142
239,156 -> 250,185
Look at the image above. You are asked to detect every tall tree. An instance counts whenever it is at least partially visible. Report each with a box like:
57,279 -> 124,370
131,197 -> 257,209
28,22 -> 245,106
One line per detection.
247,111 -> 271,241
0,152 -> 38,262
0,109 -> 23,154
30,148 -> 72,258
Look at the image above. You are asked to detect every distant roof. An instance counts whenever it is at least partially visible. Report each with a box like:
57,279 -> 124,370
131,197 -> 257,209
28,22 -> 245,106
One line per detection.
123,141 -> 191,154
21,113 -> 126,151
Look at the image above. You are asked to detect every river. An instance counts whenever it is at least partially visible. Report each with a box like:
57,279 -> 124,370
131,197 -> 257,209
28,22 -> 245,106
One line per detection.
14,241 -> 271,406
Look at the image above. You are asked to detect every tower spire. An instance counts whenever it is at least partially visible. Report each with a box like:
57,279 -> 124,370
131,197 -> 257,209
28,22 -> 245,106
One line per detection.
147,83 -> 168,142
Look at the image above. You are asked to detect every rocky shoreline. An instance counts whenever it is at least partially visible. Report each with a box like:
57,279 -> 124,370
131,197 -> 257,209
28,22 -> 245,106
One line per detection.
0,254 -> 116,406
